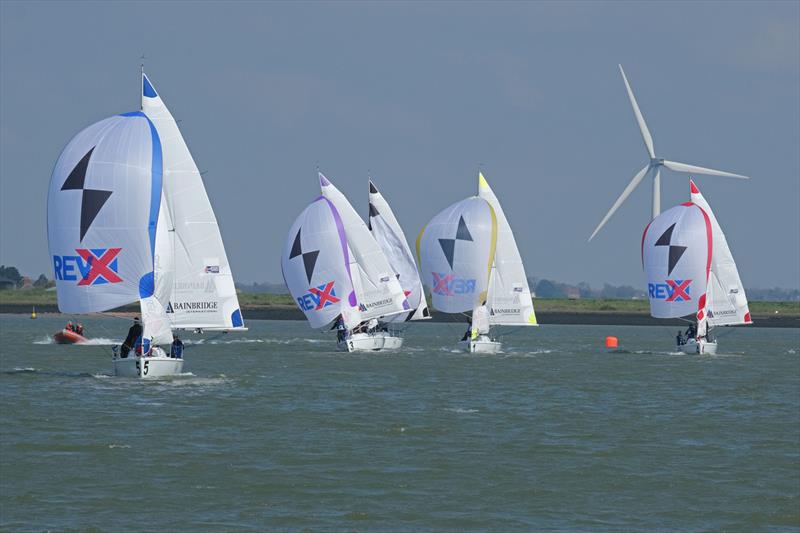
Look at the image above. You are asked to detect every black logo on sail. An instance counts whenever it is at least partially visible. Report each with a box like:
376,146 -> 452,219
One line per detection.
655,223 -> 686,276
61,147 -> 113,241
439,216 -> 472,269
289,228 -> 319,284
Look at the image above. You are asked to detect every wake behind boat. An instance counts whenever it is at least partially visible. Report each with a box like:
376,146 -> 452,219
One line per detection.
281,173 -> 410,352
47,70 -> 245,378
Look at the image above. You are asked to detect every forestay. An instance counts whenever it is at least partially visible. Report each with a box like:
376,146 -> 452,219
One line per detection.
47,113 -> 162,314
689,180 -> 751,326
368,180 -> 430,322
141,73 -> 244,330
478,173 -> 537,326
417,197 -> 497,314
282,197 -> 359,329
642,202 -> 712,319
320,173 -> 409,322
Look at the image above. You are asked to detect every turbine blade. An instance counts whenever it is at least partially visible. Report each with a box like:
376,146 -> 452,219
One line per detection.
588,164 -> 651,241
662,160 -> 749,179
619,65 -> 655,159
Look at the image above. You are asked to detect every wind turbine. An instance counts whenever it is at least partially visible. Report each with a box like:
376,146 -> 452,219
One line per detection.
588,65 -> 749,241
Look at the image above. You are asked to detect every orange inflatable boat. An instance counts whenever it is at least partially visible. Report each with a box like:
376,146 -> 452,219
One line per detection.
53,329 -> 88,344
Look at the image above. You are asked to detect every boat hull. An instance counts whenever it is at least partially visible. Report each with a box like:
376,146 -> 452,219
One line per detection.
53,329 -> 88,344
458,336 -> 502,354
112,347 -> 184,378
337,332 -> 403,352
678,338 -> 718,355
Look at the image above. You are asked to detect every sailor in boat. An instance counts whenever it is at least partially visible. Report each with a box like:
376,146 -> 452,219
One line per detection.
366,318 -> 379,333
66,321 -> 74,333
75,323 -> 84,336
685,323 -> 697,341
676,330 -> 685,346
120,317 -> 143,358
334,315 -> 346,343
170,334 -> 184,359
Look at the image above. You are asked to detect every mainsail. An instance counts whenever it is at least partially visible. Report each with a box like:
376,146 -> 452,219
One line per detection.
319,173 -> 409,322
478,173 -> 537,326
689,180 -> 752,327
368,179 -> 430,322
141,73 -> 244,330
417,196 -> 497,313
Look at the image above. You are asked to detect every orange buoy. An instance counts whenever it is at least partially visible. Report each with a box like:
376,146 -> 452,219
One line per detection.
605,336 -> 619,349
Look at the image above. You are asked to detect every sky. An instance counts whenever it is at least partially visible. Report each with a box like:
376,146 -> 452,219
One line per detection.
1,1 -> 798,289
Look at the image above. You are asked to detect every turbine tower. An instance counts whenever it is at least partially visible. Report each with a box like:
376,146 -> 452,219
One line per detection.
588,65 -> 749,242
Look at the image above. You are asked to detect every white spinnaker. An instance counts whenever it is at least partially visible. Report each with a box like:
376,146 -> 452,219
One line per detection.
319,173 -> 409,322
477,173 -> 537,326
141,73 -> 244,330
47,113 -> 160,314
281,197 -> 360,329
368,180 -> 429,322
417,197 -> 497,314
642,203 -> 711,319
689,180 -> 751,326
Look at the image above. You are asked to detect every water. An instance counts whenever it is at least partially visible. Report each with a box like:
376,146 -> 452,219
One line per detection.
1,314 -> 798,531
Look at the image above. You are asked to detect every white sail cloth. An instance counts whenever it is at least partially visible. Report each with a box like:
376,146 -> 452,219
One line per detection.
471,304 -> 490,336
282,196 -> 359,329
478,173 -> 537,326
368,180 -> 429,322
47,113 -> 162,314
689,180 -> 751,326
642,202 -> 712,319
141,73 -> 244,330
319,173 -> 409,322
417,196 -> 497,314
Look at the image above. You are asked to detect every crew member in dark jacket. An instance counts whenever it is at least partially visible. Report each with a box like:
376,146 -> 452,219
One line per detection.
120,317 -> 143,358
170,334 -> 184,359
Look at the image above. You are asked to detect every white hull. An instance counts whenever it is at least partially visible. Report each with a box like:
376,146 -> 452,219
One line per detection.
458,336 -> 502,354
337,332 -> 403,352
113,347 -> 184,378
678,338 -> 718,355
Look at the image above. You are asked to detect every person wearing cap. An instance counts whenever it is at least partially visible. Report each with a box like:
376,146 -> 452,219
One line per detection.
120,317 -> 143,358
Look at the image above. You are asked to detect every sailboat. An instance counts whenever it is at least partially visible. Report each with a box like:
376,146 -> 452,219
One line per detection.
367,179 -> 430,347
642,180 -> 751,354
47,71 -> 245,377
417,173 -> 537,353
282,173 -> 410,351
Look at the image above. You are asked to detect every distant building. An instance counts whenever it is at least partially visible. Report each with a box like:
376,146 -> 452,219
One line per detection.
0,276 -> 16,290
20,276 -> 33,289
565,286 -> 581,300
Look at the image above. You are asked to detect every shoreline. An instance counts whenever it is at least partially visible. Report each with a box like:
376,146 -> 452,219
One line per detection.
4,304 -> 798,328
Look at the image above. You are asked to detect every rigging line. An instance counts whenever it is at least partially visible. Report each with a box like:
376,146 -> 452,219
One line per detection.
94,311 -> 137,322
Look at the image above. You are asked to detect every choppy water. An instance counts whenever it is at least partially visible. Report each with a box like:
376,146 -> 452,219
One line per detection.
1,314 -> 798,531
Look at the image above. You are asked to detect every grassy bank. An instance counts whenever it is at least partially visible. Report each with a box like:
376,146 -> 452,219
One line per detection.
3,289 -> 798,316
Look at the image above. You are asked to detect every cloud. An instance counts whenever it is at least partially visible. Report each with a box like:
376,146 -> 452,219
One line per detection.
732,19 -> 800,73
